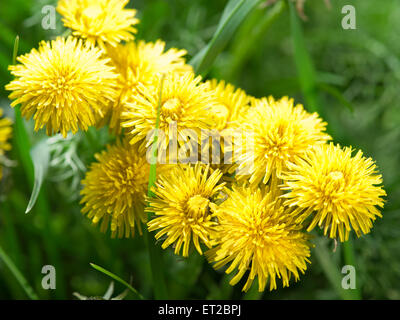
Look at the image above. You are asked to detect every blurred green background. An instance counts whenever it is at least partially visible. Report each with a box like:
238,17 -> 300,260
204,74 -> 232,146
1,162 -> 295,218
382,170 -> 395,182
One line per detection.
0,0 -> 399,299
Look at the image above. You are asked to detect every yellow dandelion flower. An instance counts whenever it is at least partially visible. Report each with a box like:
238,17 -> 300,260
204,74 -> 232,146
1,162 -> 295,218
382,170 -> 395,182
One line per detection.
57,0 -> 139,48
204,79 -> 250,131
80,139 -> 150,238
281,143 -> 386,241
147,164 -> 225,257
235,96 -> 331,185
207,185 -> 311,292
0,109 -> 12,179
104,40 -> 192,132
121,72 -> 216,154
6,36 -> 117,138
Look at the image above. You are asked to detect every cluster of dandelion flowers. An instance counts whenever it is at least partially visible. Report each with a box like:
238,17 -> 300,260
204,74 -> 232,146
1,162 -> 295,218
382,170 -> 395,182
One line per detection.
0,109 -> 12,179
80,139 -> 151,238
281,143 -> 386,242
104,40 -> 192,132
235,96 -> 331,185
57,0 -> 139,48
121,72 -> 216,153
147,164 -> 225,257
206,185 -> 311,292
6,36 -> 117,138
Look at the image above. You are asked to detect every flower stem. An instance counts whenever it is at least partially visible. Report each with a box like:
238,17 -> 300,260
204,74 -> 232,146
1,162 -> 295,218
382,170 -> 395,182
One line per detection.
342,236 -> 362,299
145,74 -> 168,299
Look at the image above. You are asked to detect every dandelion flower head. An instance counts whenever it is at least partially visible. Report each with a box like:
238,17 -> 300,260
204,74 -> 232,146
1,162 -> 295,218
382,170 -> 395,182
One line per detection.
57,0 -> 139,48
282,143 -> 386,241
235,96 -> 331,185
80,139 -> 150,238
104,40 -> 192,131
121,72 -> 216,154
6,36 -> 117,137
147,164 -> 225,257
207,185 -> 311,292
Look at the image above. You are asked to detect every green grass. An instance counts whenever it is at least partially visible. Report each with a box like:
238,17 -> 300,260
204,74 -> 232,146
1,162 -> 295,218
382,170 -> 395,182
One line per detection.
0,0 -> 399,300
90,263 -> 144,300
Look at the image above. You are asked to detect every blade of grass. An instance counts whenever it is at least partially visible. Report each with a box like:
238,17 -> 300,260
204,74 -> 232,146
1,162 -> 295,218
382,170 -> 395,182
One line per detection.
0,244 -> 39,300
0,25 -> 31,54
90,263 -> 144,300
190,0 -> 261,75
12,35 -> 19,65
227,0 -> 286,81
0,202 -> 26,299
145,74 -> 168,299
1,201 -> 23,268
288,1 -> 319,113
317,82 -> 354,112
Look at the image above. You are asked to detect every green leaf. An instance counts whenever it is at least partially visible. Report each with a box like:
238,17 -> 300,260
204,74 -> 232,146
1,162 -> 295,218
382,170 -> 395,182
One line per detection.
190,0 -> 261,75
317,82 -> 354,112
289,1 -> 319,113
90,263 -> 144,300
227,0 -> 286,81
25,139 -> 50,214
0,244 -> 39,300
